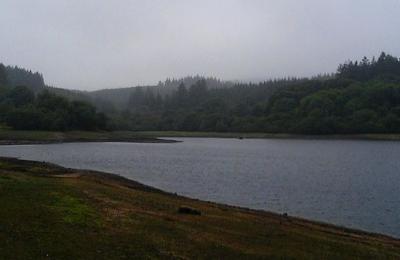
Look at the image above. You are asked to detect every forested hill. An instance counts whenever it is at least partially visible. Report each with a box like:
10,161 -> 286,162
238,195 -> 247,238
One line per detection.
2,65 -> 45,91
0,64 -> 107,131
263,52 -> 400,134
0,62 -> 235,116
88,76 -> 233,111
114,52 -> 400,134
2,52 -> 400,134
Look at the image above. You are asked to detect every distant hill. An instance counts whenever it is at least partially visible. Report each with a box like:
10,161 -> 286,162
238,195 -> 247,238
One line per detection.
1,63 -> 236,113
103,52 -> 400,133
1,65 -> 94,107
0,65 -> 108,131
3,52 -> 400,134
88,76 -> 234,111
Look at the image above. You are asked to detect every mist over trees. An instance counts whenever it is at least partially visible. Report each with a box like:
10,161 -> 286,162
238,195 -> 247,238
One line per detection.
88,76 -> 234,112
2,52 -> 400,134
4,65 -> 46,91
0,64 -> 107,131
114,77 -> 312,131
109,52 -> 400,134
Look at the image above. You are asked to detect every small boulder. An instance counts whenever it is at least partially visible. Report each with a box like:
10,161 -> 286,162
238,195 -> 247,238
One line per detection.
178,206 -> 201,216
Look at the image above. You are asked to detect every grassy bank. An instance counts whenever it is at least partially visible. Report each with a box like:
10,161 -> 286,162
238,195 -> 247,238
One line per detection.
0,157 -> 399,259
0,130 -> 175,144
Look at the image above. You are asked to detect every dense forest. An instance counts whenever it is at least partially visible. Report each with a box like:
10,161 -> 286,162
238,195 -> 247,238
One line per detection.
112,78 -> 307,131
0,64 -> 107,131
1,52 -> 400,134
4,65 -> 46,91
110,53 -> 400,134
88,76 -> 234,112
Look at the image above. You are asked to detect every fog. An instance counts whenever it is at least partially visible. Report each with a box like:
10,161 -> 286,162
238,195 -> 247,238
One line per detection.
0,0 -> 399,90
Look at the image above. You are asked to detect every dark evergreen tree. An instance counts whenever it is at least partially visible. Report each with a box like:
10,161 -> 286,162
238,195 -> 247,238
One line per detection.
175,82 -> 188,107
0,64 -> 8,86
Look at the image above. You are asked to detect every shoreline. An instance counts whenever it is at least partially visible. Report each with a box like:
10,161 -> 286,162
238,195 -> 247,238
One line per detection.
136,131 -> 400,141
1,156 -> 399,242
3,130 -> 400,146
0,138 -> 178,146
0,130 -> 179,145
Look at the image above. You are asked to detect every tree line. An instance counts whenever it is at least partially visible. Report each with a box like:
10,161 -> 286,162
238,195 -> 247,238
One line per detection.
0,64 -> 108,131
111,77 -> 310,131
2,52 -> 400,134
4,65 -> 46,92
111,52 -> 400,134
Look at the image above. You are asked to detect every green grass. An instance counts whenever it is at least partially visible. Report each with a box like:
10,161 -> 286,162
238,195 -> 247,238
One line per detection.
50,194 -> 101,226
0,158 -> 399,259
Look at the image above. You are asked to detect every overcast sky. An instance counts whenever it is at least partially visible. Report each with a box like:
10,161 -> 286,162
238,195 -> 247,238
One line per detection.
0,0 -> 399,90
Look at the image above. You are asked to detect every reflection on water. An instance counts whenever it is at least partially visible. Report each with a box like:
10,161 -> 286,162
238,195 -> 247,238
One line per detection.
0,138 -> 399,237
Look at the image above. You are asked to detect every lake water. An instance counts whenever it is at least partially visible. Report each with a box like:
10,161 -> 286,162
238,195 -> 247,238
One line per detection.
0,138 -> 399,237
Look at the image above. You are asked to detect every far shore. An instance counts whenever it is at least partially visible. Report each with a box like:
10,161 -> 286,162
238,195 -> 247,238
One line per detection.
127,131 -> 400,141
0,130 -> 178,145
0,138 -> 177,146
2,129 -> 400,145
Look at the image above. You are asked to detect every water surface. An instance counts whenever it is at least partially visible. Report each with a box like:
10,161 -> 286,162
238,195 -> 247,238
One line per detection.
0,138 -> 399,237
